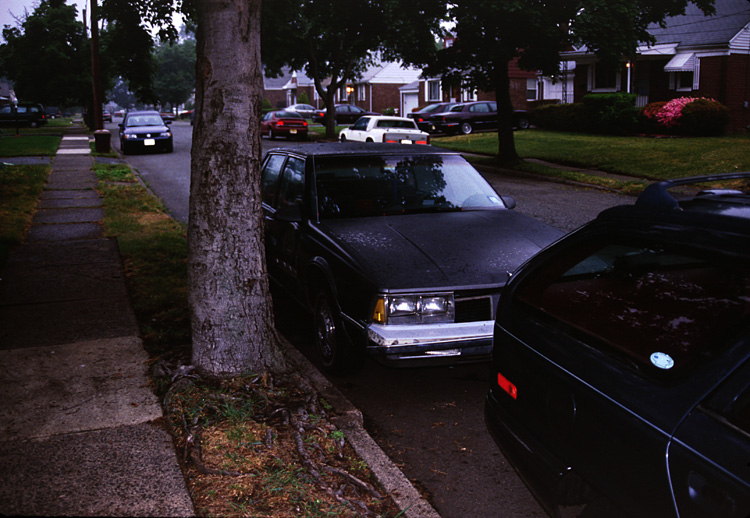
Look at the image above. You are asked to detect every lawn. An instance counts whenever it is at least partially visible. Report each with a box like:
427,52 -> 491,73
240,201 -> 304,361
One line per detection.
0,164 -> 50,266
0,135 -> 61,157
433,130 -> 750,181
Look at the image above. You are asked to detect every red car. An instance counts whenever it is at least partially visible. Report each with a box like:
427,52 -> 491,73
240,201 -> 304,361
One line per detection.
261,111 -> 309,140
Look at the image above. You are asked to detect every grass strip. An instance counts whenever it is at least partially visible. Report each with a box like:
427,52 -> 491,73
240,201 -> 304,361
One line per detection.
95,161 -> 190,354
0,135 -> 61,157
0,164 -> 50,267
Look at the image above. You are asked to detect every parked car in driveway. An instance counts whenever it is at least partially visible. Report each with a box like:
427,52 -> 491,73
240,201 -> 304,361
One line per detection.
0,102 -> 47,127
430,101 -> 529,135
311,104 -> 380,125
261,110 -> 309,140
407,102 -> 457,132
285,103 -> 318,119
118,110 -> 173,154
102,110 -> 112,122
485,172 -> 750,518
261,143 -> 563,373
338,115 -> 430,144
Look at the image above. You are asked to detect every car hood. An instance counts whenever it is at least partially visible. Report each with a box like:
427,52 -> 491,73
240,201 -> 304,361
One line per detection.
319,210 -> 564,290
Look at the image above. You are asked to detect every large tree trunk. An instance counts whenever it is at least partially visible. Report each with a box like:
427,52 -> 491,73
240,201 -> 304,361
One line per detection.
494,61 -> 520,164
189,0 -> 287,377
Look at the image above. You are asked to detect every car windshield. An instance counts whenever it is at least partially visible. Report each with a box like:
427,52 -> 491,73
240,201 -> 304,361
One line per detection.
126,114 -> 163,127
315,154 -> 505,218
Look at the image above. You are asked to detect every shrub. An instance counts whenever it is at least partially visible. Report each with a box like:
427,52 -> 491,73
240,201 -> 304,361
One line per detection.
382,107 -> 396,116
639,101 -> 669,134
261,98 -> 272,114
639,97 -> 729,136
298,91 -> 310,105
582,93 -> 639,134
530,103 -> 588,132
677,98 -> 730,136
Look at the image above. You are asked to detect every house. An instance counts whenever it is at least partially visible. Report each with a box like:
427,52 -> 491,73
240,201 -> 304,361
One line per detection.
561,0 -> 750,132
347,59 -> 422,115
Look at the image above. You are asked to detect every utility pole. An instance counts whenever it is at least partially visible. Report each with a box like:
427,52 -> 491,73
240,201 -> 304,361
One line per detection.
90,0 -> 103,130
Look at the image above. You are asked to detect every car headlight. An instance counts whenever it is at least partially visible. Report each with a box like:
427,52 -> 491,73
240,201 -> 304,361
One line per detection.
372,293 -> 454,324
160,131 -> 172,137
123,133 -> 137,139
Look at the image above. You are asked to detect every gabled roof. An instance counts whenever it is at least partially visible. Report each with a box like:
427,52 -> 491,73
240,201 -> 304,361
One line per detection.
648,0 -> 750,48
563,0 -> 750,58
354,59 -> 422,85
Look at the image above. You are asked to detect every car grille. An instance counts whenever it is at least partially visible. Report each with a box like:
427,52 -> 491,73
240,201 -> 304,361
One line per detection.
455,296 -> 493,323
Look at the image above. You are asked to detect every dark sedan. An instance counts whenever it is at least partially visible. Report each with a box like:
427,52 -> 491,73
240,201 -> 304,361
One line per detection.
311,104 -> 380,125
430,101 -> 529,135
261,110 -> 309,140
261,143 -> 563,373
118,110 -> 173,154
406,102 -> 457,132
485,173 -> 750,518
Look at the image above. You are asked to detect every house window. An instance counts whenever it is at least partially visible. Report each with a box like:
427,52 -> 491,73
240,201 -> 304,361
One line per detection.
462,88 -> 477,102
427,79 -> 441,101
357,84 -> 366,101
526,78 -> 538,101
590,62 -> 619,92
670,71 -> 697,92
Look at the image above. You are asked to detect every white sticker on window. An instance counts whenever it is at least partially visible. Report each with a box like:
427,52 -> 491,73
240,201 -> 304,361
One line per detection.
650,352 -> 675,370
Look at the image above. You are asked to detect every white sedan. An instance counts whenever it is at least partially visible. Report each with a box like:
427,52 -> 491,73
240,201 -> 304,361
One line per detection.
339,116 -> 430,144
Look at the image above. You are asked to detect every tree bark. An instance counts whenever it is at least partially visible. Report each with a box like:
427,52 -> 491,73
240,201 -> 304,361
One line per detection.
494,60 -> 520,164
189,0 -> 287,377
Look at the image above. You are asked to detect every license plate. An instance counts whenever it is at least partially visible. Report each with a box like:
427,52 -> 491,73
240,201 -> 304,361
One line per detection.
290,129 -> 297,134
401,139 -> 413,144
144,139 -> 156,146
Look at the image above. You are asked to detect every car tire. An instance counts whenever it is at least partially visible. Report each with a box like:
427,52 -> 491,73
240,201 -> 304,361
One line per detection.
460,122 -> 473,135
365,138 -> 374,143
517,117 -> 530,130
314,290 -> 357,374
121,141 -> 130,155
165,141 -> 173,153
340,134 -> 347,142
268,128 -> 275,140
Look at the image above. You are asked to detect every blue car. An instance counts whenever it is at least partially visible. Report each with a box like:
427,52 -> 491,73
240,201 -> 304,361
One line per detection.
118,110 -> 173,154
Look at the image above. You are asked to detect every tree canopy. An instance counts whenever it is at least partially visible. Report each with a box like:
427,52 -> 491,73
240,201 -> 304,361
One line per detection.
262,0 -> 447,136
0,0 -> 90,107
153,37 -> 196,111
426,0 -> 717,163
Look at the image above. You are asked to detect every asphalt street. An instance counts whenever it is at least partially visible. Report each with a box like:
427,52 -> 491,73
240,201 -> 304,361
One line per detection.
109,118 -> 633,517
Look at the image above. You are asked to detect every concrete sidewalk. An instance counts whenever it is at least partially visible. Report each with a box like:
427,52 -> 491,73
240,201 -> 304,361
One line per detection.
0,125 -> 194,516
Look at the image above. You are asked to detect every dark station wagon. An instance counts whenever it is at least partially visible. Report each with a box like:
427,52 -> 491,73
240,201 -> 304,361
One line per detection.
261,143 -> 563,373
485,173 -> 750,518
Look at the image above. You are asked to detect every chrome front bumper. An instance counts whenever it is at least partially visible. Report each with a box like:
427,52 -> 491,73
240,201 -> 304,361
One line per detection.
366,321 -> 494,364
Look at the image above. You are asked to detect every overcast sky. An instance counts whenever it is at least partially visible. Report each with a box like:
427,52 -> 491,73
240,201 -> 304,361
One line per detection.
1,0 -> 89,36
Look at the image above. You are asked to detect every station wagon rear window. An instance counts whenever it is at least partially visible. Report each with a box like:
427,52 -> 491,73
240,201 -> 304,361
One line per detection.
515,238 -> 750,376
314,154 -> 505,218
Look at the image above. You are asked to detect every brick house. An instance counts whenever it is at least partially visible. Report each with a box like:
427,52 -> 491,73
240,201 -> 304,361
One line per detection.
561,0 -> 750,132
346,60 -> 422,115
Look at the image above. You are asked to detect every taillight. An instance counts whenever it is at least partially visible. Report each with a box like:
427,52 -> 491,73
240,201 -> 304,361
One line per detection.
303,121 -> 308,127
276,120 -> 284,126
497,372 -> 517,400
415,140 -> 429,145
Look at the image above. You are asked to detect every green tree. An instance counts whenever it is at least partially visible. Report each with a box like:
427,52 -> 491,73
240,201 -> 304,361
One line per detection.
153,38 -> 196,112
426,0 -> 716,163
0,0 -> 90,107
262,0 -> 447,137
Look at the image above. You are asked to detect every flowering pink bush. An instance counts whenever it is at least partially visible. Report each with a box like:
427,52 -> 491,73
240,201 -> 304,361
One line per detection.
655,97 -> 713,127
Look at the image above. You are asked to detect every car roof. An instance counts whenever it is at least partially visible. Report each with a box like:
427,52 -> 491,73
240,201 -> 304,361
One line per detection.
364,115 -> 414,122
125,110 -> 161,116
595,172 -> 750,234
266,142 -> 460,158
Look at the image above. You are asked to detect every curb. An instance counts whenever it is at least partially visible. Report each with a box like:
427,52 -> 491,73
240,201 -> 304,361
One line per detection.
278,337 -> 441,518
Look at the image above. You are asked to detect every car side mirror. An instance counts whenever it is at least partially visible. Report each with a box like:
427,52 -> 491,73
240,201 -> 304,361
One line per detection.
118,123 -> 124,129
165,120 -> 172,125
275,204 -> 303,223
500,195 -> 516,210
